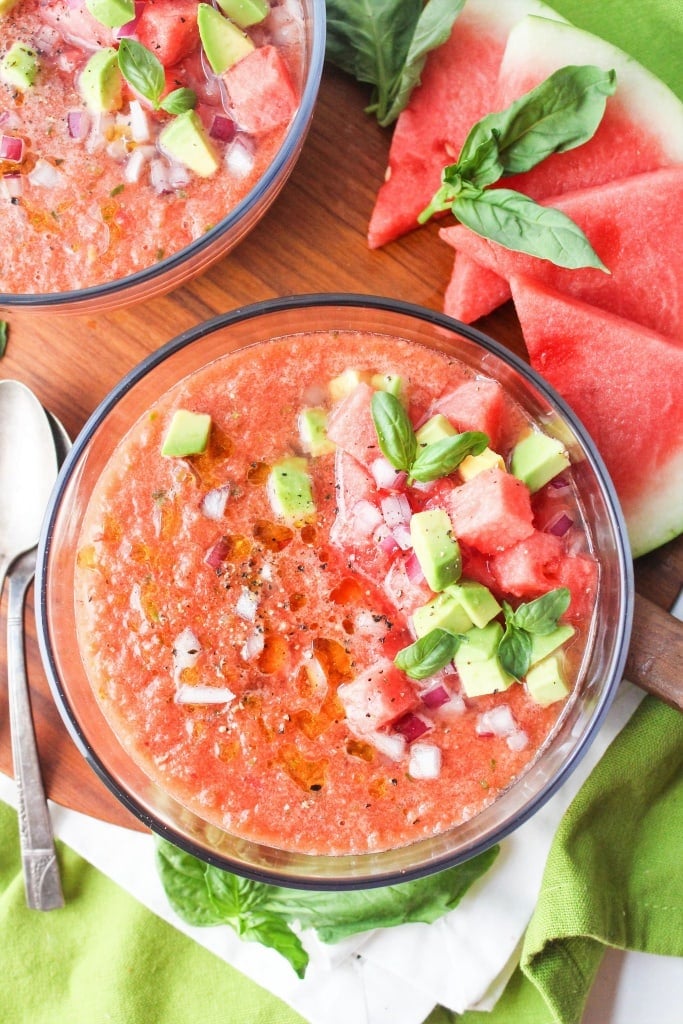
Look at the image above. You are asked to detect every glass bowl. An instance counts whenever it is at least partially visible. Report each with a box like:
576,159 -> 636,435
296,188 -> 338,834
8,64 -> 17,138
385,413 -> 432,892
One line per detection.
0,2 -> 325,317
36,295 -> 633,889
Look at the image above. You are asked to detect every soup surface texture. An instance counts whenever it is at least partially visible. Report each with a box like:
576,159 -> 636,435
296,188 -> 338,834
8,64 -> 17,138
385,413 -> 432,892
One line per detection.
74,330 -> 599,855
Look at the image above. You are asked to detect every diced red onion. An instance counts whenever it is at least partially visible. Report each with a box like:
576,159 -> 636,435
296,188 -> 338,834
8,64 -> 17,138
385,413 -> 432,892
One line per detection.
507,730 -> 529,751
352,498 -> 383,537
236,586 -> 258,623
175,683 -> 235,705
241,630 -> 265,662
369,730 -> 406,762
210,114 -> 237,143
168,160 -> 191,190
67,109 -> 91,141
545,511 -> 574,537
393,712 -> 431,743
420,684 -> 450,709
404,550 -> 425,584
408,742 -> 442,779
370,457 -> 406,492
392,522 -> 413,551
201,484 -> 231,521
204,535 -> 231,569
381,493 -> 411,530
28,159 -> 65,188
376,526 -> 399,556
225,138 -> 255,178
114,2 -> 144,38
0,135 -> 24,163
548,475 -> 571,493
476,705 -> 517,738
1,173 -> 23,200
34,24 -> 61,54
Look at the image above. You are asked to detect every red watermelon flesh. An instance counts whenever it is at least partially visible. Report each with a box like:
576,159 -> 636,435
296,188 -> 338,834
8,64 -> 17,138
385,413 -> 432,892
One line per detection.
367,0 -> 566,250
441,15 -> 683,322
440,167 -> 683,341
510,274 -> 683,557
136,0 -> 199,68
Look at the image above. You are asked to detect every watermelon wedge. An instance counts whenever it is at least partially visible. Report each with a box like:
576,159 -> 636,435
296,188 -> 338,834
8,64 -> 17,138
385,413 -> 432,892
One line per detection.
366,0 -> 566,250
443,14 -> 683,322
440,167 -> 683,341
510,275 -> 683,557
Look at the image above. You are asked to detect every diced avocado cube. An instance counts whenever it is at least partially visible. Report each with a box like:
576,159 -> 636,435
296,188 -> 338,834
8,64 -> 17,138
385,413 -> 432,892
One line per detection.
328,368 -> 372,403
298,407 -> 335,457
410,508 -> 461,592
455,621 -> 503,663
459,446 -> 506,481
267,456 -> 316,525
161,409 -> 212,457
529,624 -> 575,666
198,3 -> 255,75
511,431 -> 570,493
216,0 -> 269,28
446,580 -> 502,628
412,592 -> 474,639
159,110 -> 219,177
371,372 -> 405,399
415,414 -> 456,448
85,0 -> 135,28
454,623 -> 514,697
525,654 -> 570,706
78,47 -> 123,113
0,42 -> 38,91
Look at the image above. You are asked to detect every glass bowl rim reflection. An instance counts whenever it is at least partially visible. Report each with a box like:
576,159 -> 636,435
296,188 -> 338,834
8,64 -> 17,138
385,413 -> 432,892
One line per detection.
36,293 -> 634,889
0,0 -> 326,311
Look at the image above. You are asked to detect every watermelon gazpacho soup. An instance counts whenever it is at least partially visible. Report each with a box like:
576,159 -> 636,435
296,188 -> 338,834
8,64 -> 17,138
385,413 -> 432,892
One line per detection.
0,0 -> 305,293
74,331 -> 599,855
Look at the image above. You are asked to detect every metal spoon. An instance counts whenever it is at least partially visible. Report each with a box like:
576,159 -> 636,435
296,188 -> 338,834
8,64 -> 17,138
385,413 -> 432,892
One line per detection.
0,380 -> 64,910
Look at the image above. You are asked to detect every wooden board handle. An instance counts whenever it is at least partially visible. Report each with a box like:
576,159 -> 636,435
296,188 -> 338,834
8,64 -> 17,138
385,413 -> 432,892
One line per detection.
625,592 -> 683,712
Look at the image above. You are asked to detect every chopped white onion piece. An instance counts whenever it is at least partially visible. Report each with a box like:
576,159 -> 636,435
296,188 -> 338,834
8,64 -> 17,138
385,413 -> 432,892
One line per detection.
408,742 -> 442,779
150,158 -> 172,194
381,493 -> 412,529
175,683 -> 235,705
392,523 -> 413,551
128,99 -> 151,142
225,138 -> 255,178
201,484 -> 231,521
370,457 -> 405,491
476,705 -> 517,737
172,627 -> 201,684
369,730 -> 407,762
1,173 -> 23,201
241,631 -> 265,662
236,586 -> 258,622
124,147 -> 148,184
507,730 -> 529,751
351,498 -> 383,537
28,158 -> 65,188
168,160 -> 191,189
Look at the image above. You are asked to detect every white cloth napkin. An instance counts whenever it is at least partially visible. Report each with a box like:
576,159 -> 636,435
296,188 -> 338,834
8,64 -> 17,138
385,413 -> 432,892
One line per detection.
0,681 -> 648,1024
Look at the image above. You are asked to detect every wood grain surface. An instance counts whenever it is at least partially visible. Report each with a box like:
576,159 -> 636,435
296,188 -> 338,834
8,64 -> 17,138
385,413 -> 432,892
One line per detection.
0,67 -> 681,833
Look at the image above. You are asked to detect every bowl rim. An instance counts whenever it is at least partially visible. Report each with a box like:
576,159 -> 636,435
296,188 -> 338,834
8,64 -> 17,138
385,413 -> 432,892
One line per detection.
36,293 -> 635,889
0,0 -> 327,310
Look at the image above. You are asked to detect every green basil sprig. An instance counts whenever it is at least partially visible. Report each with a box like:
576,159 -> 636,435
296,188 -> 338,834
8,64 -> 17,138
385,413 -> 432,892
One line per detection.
498,587 -> 571,679
419,64 -> 617,271
0,320 -> 8,359
371,391 -> 489,482
394,628 -> 462,680
117,38 -> 197,114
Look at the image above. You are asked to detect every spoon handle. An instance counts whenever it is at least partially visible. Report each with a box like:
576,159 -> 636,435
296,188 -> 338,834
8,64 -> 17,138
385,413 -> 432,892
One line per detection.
7,555 -> 64,911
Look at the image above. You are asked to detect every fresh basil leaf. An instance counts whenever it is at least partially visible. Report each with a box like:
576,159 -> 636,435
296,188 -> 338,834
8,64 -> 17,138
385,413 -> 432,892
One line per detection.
454,127 -> 504,190
239,913 -> 309,979
453,187 -> 609,271
394,628 -> 462,680
155,840 -> 225,926
381,0 -> 466,127
498,622 -> 532,680
371,390 -> 417,471
511,587 -> 571,635
160,87 -> 197,114
411,430 -> 489,482
117,37 -> 165,108
0,320 -> 8,358
487,65 -> 617,176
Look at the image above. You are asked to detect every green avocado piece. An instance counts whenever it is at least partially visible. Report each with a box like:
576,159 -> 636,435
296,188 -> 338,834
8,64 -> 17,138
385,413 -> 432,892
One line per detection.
525,654 -> 571,706
78,47 -> 123,113
371,372 -> 405,399
215,0 -> 269,28
268,456 -> 316,525
412,592 -> 473,639
529,623 -> 575,666
0,42 -> 38,91
159,110 -> 220,177
410,508 -> 461,593
85,0 -> 135,28
445,580 -> 502,629
415,414 -> 456,449
197,3 -> 255,74
511,430 -> 570,493
161,409 -> 212,457
298,407 -> 335,457
0,0 -> 22,16
454,622 -> 514,697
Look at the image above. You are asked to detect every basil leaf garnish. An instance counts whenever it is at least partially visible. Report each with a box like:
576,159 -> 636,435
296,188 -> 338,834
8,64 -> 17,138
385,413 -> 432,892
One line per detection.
160,87 -> 197,115
0,320 -> 8,358
510,587 -> 571,635
394,628 -> 462,680
371,390 -> 417,471
117,38 -> 165,108
498,622 -> 532,680
453,187 -> 609,271
411,430 -> 489,482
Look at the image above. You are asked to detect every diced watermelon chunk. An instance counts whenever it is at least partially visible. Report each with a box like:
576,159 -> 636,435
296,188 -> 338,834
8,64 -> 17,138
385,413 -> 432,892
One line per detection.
329,449 -> 393,588
460,543 -> 498,592
326,383 -> 381,468
41,1 -> 115,48
338,658 -> 419,736
383,556 -> 433,617
224,44 -> 298,134
431,378 -> 505,447
443,253 -> 511,324
441,468 -> 534,553
136,0 -> 199,68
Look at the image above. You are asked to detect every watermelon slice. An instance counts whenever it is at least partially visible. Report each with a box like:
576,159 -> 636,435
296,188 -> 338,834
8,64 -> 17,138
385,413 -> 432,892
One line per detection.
444,15 -> 683,322
224,45 -> 298,134
510,275 -> 683,557
440,167 -> 683,341
366,0 -> 566,250
136,0 -> 199,68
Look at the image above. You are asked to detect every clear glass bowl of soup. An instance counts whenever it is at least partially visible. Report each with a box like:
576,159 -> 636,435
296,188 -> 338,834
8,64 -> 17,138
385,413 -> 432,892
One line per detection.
0,1 -> 325,316
36,295 -> 633,888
